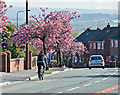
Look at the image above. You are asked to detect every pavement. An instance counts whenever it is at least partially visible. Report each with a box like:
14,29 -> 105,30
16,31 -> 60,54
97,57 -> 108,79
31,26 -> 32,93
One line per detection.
0,66 -> 73,87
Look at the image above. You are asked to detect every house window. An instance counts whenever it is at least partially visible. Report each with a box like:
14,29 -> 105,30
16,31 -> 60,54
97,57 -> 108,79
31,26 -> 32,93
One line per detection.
111,40 -> 118,47
101,43 -> 104,49
115,40 -> 118,47
52,56 -> 54,60
115,56 -> 118,60
93,43 -> 96,49
90,43 -> 93,49
111,40 -> 113,47
97,43 -> 101,49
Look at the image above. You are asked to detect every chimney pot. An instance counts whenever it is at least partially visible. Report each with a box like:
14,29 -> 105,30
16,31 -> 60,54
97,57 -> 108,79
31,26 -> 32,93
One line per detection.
87,27 -> 90,30
107,23 -> 110,29
97,27 -> 101,30
118,23 -> 120,27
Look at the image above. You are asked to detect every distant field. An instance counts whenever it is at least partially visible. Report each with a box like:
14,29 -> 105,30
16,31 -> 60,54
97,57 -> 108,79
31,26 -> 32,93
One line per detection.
6,7 -> 118,38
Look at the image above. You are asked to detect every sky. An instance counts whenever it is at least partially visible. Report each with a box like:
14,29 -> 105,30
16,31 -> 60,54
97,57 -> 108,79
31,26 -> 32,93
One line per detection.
4,0 -> 119,9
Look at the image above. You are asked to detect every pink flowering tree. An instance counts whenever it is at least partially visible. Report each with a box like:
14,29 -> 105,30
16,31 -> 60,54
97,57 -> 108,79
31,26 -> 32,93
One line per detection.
10,7 -> 87,67
0,0 -> 13,51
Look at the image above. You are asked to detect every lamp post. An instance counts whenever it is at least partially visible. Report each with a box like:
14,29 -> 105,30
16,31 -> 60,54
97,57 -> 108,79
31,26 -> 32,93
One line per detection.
17,11 -> 24,27
25,0 -> 30,70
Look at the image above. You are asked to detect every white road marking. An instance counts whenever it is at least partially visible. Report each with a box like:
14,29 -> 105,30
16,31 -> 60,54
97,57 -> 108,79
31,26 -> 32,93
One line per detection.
67,87 -> 79,91
102,78 -> 108,80
84,83 -> 92,87
94,81 -> 100,83
57,92 -> 63,93
111,74 -> 114,75
113,72 -> 115,74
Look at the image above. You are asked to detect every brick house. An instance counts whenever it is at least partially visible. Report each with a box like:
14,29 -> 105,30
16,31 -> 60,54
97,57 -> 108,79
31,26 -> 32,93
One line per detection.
76,27 -> 101,64
76,23 -> 119,67
88,23 -> 119,61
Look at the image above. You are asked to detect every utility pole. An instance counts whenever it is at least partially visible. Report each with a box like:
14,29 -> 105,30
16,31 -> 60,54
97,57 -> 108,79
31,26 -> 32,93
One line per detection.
26,0 -> 29,70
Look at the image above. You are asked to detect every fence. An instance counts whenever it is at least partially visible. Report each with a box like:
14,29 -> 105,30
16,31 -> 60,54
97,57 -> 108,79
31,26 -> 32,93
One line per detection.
0,51 -> 38,73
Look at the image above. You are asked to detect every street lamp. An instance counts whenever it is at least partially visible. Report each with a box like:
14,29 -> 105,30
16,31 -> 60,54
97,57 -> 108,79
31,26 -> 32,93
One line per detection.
26,0 -> 29,70
17,11 -> 24,27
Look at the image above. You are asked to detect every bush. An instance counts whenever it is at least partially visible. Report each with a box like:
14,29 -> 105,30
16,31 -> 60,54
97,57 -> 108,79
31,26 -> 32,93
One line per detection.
17,51 -> 25,58
9,46 -> 19,58
29,45 -> 39,56
49,60 -> 60,67
50,60 -> 57,64
68,57 -> 72,68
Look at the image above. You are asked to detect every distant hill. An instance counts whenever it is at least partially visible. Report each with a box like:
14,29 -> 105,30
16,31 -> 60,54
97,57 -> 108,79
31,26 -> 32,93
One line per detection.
5,7 -> 118,38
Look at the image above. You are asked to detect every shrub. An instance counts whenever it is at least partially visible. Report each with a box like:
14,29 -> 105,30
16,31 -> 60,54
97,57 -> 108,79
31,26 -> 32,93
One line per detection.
17,51 -> 25,58
50,60 -> 57,64
29,45 -> 39,56
68,57 -> 72,68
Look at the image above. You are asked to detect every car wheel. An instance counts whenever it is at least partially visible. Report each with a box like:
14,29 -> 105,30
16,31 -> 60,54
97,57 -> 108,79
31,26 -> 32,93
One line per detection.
89,67 -> 91,69
102,67 -> 104,69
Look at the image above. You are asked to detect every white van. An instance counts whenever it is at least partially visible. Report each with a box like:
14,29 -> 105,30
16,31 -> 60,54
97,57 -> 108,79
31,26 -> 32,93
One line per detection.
89,55 -> 105,69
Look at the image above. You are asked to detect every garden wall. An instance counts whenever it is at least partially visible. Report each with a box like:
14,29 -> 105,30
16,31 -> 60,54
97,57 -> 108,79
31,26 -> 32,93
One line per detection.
0,51 -> 38,73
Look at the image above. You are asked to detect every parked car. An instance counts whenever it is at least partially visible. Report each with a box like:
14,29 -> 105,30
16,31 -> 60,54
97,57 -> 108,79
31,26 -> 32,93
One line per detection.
89,55 -> 105,69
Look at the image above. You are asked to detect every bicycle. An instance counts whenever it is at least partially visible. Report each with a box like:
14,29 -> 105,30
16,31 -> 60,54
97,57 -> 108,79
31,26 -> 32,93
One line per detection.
38,64 -> 44,80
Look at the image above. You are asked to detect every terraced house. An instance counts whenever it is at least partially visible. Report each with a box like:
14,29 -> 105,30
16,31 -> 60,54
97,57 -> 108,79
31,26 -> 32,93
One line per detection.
76,23 -> 120,67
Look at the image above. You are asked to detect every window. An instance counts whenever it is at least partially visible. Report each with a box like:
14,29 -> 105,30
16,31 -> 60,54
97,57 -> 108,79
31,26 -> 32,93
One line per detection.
106,29 -> 110,33
115,56 -> 118,60
90,43 -> 93,49
111,40 -> 118,47
93,43 -> 96,49
86,32 -> 90,35
52,56 -> 54,60
111,40 -> 113,47
97,43 -> 101,49
101,43 -> 104,49
115,40 -> 118,47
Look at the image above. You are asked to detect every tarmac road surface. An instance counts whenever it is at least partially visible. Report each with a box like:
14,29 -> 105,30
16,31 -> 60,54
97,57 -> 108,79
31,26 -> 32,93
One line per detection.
2,68 -> 120,94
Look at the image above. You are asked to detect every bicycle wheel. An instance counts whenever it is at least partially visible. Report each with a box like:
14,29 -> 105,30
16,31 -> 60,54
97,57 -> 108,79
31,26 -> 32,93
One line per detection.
39,66 -> 44,80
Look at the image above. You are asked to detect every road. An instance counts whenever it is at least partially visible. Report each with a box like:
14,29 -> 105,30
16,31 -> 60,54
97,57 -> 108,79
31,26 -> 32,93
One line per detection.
2,68 -> 120,94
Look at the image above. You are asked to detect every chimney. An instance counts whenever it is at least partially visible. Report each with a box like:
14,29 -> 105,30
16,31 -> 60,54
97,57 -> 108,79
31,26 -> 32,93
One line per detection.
87,27 -> 90,31
97,27 -> 101,30
107,23 -> 110,30
118,23 -> 120,27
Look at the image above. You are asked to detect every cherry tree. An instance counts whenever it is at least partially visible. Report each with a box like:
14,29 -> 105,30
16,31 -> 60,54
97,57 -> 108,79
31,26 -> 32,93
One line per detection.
0,0 -> 13,51
10,8 -> 80,54
9,7 -> 87,67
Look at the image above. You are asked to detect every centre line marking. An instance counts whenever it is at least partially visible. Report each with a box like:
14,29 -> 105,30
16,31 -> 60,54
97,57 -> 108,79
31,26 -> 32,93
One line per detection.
57,92 -> 63,93
102,78 -> 107,80
67,87 -> 79,91
94,81 -> 100,83
84,83 -> 92,87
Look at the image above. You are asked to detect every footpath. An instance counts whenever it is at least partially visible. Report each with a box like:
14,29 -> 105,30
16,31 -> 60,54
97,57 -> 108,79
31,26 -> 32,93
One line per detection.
0,67 -> 72,86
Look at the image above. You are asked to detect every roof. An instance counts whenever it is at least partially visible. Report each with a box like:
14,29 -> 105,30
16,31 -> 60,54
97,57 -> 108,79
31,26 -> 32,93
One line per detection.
76,29 -> 100,43
110,30 -> 120,40
89,27 -> 118,41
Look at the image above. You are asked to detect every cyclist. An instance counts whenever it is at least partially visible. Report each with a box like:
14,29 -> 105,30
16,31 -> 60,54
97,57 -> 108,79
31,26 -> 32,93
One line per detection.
37,50 -> 47,80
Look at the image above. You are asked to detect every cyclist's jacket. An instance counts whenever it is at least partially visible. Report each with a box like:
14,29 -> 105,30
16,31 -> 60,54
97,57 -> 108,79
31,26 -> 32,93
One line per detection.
37,53 -> 47,70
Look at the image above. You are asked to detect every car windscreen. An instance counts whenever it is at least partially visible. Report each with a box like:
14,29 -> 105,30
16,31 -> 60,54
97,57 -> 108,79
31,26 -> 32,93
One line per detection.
91,56 -> 102,60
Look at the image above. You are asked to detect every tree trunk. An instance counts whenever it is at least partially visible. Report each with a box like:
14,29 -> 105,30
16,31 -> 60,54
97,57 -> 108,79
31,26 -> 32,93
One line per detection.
71,53 -> 72,68
43,38 -> 49,70
43,38 -> 46,55
59,48 -> 62,67
57,50 -> 59,65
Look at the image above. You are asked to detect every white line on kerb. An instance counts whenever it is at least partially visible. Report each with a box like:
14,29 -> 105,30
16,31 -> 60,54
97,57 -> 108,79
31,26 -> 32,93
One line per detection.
102,78 -> 108,80
67,87 -> 79,91
94,81 -> 100,83
84,83 -> 92,87
57,92 -> 63,93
